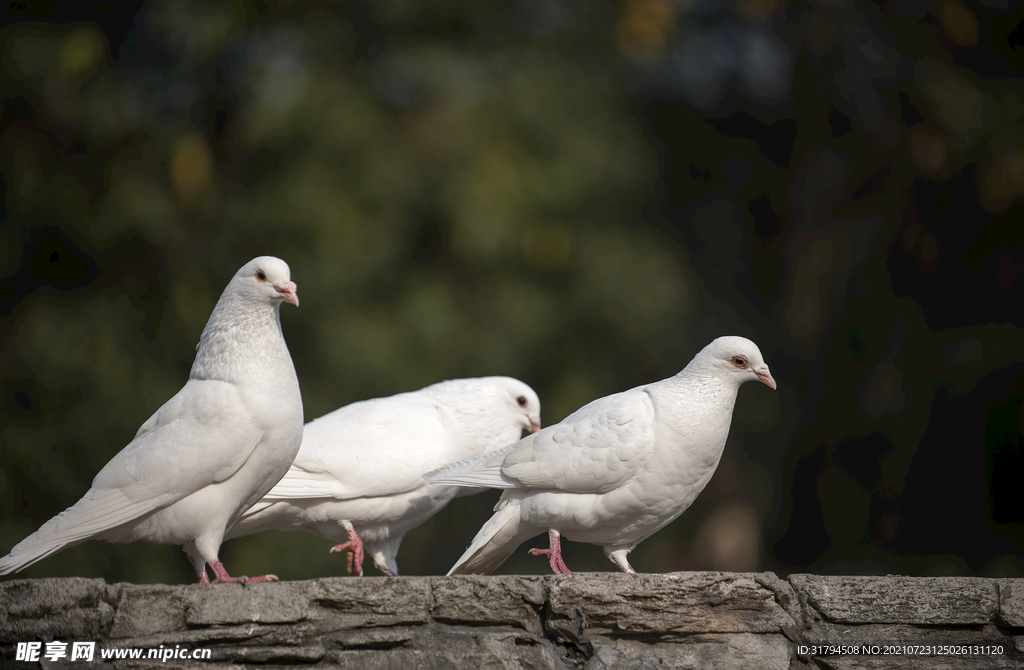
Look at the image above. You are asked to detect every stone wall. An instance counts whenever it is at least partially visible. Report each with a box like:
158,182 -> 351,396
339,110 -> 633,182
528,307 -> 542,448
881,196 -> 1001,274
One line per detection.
2,573 -> 1023,668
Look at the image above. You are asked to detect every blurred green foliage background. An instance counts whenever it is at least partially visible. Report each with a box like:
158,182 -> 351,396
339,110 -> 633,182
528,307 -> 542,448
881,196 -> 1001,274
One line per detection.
1,0 -> 1022,583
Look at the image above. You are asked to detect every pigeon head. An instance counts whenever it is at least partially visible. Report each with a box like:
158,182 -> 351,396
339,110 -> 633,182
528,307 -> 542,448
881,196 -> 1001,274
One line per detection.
700,336 -> 776,390
233,256 -> 299,307
495,377 -> 542,434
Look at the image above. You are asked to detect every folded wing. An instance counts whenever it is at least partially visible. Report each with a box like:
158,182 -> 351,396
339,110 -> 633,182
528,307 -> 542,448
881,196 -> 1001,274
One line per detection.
262,391 -> 462,501
430,388 -> 655,494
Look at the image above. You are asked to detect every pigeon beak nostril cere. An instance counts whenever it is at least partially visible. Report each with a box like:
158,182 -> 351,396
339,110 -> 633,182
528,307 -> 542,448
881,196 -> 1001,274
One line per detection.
274,280 -> 299,306
755,367 -> 777,390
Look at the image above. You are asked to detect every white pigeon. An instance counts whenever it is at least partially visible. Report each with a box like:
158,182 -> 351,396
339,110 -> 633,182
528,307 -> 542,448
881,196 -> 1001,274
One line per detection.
429,336 -> 776,575
0,257 -> 303,584
225,377 -> 541,576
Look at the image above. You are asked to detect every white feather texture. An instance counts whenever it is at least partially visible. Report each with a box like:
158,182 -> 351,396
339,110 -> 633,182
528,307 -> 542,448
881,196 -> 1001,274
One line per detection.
0,256 -> 304,583
429,336 -> 776,575
226,376 -> 541,576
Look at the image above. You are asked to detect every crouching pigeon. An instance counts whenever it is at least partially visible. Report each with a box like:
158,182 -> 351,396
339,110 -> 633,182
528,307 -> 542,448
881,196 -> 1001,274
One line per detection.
0,257 -> 304,584
226,376 -> 541,576
429,336 -> 775,575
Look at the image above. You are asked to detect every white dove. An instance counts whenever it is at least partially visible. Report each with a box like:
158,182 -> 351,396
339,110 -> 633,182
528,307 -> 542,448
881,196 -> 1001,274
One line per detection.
429,336 -> 776,575
0,257 -> 303,584
225,377 -> 541,576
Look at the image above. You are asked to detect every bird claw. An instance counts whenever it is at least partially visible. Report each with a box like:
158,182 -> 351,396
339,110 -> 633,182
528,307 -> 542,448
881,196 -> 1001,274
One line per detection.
204,560 -> 277,585
529,547 -> 573,574
329,526 -> 365,577
529,531 -> 572,574
242,573 -> 279,583
211,577 -> 246,584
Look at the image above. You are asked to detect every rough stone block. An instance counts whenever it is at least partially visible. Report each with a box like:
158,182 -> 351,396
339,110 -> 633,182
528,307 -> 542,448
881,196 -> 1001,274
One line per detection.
308,576 -> 433,629
107,584 -> 188,639
791,575 -> 997,625
0,578 -> 115,642
549,572 -> 796,635
998,580 -> 1024,628
430,575 -> 546,634
327,628 -> 570,670
586,634 -> 792,670
184,581 -> 314,626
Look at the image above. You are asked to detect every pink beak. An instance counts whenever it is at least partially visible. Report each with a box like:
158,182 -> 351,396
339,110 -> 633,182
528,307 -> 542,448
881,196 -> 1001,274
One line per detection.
275,281 -> 299,307
529,420 -> 541,434
755,366 -> 777,390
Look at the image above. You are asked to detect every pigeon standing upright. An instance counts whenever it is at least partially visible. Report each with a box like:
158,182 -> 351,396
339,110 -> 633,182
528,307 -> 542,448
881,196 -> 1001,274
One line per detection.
0,256 -> 304,584
226,376 -> 541,576
429,336 -> 776,575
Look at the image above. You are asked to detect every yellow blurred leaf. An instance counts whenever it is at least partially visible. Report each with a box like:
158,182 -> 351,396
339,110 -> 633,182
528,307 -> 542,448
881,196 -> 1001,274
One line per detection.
941,2 -> 979,48
170,132 -> 214,202
616,0 -> 677,62
60,26 -> 105,78
915,60 -> 985,149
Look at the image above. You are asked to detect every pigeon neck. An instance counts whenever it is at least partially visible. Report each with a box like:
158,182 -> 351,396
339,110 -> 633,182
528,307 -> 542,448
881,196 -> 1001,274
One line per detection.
189,294 -> 297,389
673,363 -> 741,403
648,365 -> 742,478
658,363 -> 742,436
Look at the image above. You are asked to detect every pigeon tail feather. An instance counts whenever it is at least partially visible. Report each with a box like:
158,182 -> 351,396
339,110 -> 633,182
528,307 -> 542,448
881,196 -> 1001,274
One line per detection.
447,499 -> 528,575
427,468 -> 516,489
0,488 -> 169,574
426,441 -> 520,490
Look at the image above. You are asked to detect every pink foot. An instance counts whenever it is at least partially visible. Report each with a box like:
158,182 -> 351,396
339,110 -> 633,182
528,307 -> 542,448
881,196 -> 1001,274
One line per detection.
528,530 -> 572,574
205,560 -> 278,585
329,525 -> 364,577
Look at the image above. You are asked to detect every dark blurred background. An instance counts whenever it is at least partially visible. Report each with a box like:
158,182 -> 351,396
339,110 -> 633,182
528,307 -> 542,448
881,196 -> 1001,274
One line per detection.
1,0 -> 1022,584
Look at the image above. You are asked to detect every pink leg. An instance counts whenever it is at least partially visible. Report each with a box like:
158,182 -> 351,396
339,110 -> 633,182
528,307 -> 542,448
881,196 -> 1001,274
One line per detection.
207,560 -> 278,585
528,530 -> 572,574
329,523 -> 364,577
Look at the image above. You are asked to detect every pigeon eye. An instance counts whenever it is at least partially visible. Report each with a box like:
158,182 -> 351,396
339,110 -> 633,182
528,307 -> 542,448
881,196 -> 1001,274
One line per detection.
255,270 -> 267,282
517,396 -> 527,407
732,356 -> 747,369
